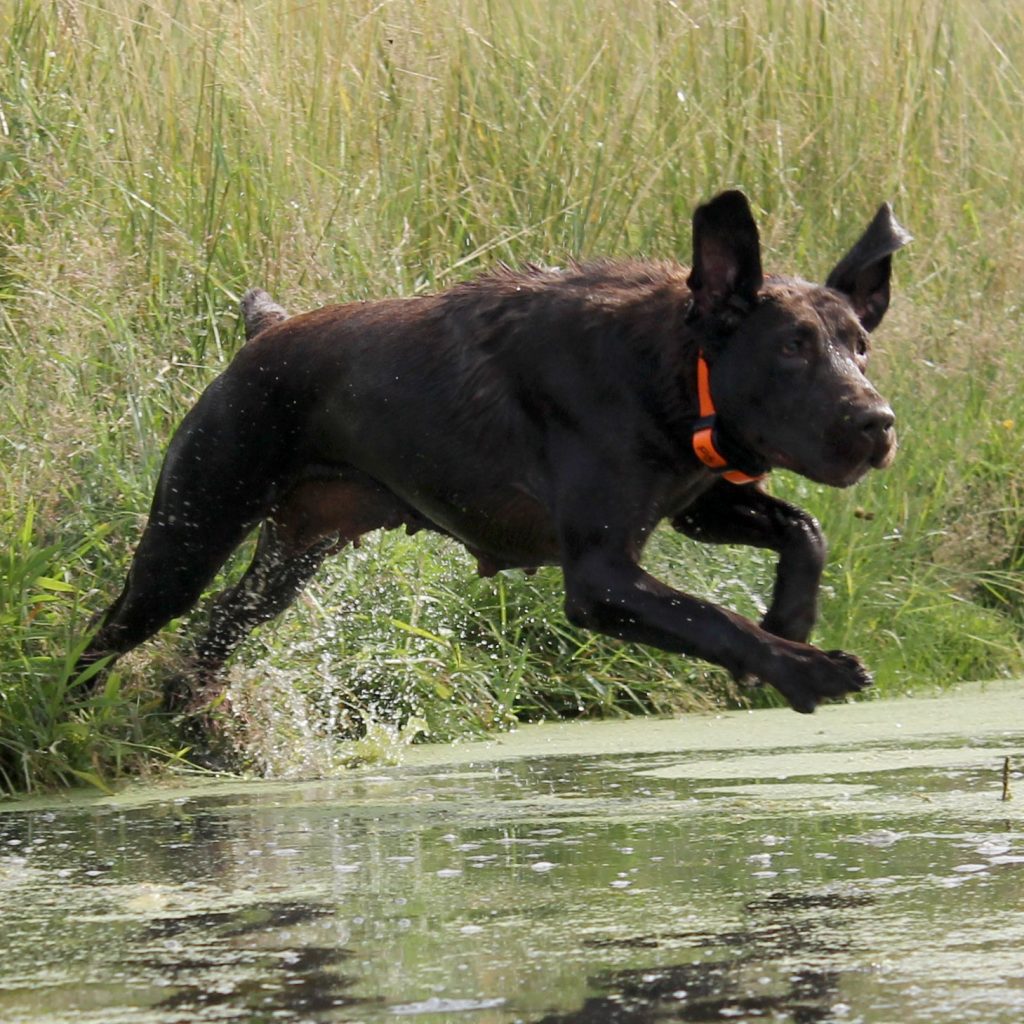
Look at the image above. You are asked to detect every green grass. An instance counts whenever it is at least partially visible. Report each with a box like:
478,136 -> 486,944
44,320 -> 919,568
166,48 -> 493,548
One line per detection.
2,0 -> 1024,793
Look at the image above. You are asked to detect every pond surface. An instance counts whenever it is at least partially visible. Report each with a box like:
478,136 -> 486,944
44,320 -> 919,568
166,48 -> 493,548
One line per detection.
1,681 -> 1023,1024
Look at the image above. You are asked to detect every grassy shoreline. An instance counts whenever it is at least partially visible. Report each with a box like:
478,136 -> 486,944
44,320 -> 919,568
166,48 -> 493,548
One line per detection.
3,0 -> 1023,793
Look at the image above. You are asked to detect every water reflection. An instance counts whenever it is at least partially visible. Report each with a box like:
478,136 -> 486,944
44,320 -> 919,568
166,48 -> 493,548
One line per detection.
542,891 -> 871,1023
145,906 -> 366,1017
536,963 -> 845,1023
0,723 -> 1022,1023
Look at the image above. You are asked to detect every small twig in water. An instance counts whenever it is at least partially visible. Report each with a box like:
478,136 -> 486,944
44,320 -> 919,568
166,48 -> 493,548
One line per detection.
1001,756 -> 1012,802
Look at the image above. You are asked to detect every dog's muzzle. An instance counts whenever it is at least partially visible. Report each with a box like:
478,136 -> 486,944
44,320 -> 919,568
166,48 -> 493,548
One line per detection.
859,403 -> 897,469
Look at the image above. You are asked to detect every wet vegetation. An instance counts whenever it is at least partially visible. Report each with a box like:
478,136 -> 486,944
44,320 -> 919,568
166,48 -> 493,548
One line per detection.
2,0 -> 1024,792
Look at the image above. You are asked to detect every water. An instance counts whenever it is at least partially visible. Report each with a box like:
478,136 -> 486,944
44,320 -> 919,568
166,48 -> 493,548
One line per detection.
1,681 -> 1022,1023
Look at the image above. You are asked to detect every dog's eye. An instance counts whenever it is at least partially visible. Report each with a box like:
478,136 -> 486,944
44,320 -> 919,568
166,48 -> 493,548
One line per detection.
780,337 -> 804,358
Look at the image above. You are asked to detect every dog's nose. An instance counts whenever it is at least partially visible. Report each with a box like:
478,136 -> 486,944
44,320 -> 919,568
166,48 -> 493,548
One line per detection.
856,404 -> 895,440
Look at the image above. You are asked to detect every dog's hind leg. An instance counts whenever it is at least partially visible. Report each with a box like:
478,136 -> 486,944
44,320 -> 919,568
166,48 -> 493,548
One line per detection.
77,378 -> 290,676
80,506 -> 266,680
80,483 -> 273,675
188,522 -> 335,686
185,471 -> 422,697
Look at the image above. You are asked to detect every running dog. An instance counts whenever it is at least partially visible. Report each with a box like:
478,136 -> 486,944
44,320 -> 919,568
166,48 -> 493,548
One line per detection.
77,190 -> 910,715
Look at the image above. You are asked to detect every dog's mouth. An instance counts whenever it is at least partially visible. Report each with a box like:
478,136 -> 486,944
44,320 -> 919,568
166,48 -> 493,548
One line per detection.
765,425 -> 897,488
869,428 -> 899,470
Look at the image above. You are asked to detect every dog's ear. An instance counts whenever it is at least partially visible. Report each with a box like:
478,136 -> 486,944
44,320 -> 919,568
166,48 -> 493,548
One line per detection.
826,203 -> 912,332
687,190 -> 764,318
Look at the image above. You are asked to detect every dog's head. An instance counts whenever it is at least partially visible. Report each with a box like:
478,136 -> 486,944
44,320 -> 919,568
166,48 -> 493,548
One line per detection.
686,191 -> 911,488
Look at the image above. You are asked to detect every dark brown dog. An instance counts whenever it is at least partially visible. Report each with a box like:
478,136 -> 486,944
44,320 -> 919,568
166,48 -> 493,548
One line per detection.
78,191 -> 909,714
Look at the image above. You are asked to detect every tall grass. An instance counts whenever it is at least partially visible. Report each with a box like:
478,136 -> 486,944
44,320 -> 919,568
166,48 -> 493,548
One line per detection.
2,0 -> 1024,792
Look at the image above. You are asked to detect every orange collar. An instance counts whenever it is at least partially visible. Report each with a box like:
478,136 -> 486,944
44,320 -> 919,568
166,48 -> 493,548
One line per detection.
691,353 -> 768,485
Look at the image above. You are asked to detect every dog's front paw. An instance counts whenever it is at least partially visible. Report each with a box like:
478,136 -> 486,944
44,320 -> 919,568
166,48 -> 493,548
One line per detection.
770,646 -> 873,714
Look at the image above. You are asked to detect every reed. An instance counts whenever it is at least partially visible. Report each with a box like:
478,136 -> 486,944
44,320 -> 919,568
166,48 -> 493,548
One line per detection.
2,0 -> 1023,791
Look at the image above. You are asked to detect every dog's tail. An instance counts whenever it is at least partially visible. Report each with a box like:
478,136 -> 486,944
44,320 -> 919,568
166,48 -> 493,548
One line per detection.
240,288 -> 289,341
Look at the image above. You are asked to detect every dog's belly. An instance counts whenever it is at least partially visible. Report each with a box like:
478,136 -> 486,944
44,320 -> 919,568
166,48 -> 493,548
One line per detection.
275,461 -> 561,573
421,486 -> 561,572
370,470 -> 561,571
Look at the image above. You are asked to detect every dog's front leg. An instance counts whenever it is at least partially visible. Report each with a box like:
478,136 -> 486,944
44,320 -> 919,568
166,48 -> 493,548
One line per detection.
670,481 -> 825,643
553,454 -> 868,713
561,552 -> 870,712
